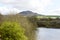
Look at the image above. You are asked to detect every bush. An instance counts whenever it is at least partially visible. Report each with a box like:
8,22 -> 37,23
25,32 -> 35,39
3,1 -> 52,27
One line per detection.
0,21 -> 28,40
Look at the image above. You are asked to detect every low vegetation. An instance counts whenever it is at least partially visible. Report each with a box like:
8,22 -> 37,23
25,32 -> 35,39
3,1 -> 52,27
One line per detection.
0,14 -> 37,40
0,21 -> 28,40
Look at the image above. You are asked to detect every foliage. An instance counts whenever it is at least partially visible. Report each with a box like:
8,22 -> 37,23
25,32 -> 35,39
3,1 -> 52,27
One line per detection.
3,14 -> 37,40
0,21 -> 28,40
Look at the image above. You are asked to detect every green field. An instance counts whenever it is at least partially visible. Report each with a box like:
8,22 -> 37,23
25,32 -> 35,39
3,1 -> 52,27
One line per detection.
37,15 -> 60,18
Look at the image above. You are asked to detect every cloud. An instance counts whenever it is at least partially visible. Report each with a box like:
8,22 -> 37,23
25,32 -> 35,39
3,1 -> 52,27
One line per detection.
0,6 -> 20,15
28,0 -> 52,13
0,0 -> 53,15
44,8 -> 60,15
1,0 -> 60,16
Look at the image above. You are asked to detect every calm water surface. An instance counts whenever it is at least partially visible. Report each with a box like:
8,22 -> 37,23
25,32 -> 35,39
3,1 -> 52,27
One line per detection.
36,27 -> 60,40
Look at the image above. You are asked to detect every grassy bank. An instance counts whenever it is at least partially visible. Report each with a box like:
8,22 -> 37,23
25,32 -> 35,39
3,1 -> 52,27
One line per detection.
0,14 -> 37,40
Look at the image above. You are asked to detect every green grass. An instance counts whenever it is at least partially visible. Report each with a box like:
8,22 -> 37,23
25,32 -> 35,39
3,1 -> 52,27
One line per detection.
37,15 -> 60,19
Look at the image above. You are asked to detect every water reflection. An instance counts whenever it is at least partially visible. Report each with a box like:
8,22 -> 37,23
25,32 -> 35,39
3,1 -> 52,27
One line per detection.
36,27 -> 60,40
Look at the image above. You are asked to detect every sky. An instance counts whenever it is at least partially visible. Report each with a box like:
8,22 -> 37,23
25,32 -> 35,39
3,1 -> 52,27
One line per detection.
0,0 -> 60,15
37,28 -> 60,40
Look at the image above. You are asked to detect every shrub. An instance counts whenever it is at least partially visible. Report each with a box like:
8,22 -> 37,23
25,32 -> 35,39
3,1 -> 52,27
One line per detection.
0,21 -> 28,40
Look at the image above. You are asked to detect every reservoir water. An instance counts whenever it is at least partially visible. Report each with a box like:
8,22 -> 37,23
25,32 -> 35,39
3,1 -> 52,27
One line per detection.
36,27 -> 60,40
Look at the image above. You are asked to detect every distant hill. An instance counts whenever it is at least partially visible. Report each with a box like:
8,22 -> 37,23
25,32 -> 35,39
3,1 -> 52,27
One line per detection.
18,11 -> 43,17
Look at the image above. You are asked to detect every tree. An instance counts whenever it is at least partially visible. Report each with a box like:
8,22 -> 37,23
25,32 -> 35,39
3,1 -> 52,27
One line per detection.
0,21 -> 28,40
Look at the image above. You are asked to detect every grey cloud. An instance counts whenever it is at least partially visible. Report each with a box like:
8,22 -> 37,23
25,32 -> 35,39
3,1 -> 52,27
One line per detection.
0,0 -> 31,10
0,0 -> 43,13
0,0 -> 54,15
